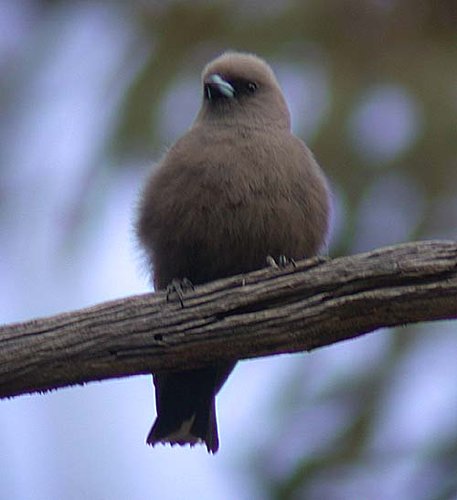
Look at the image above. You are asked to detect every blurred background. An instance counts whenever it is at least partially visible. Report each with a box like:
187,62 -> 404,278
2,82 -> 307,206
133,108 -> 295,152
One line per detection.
0,1 -> 456,499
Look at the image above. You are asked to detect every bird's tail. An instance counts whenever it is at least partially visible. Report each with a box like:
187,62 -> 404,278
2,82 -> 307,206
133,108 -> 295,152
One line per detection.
147,395 -> 219,453
146,365 -> 234,454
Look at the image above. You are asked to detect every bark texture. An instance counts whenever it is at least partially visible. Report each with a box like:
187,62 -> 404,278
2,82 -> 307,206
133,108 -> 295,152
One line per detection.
1,240 -> 456,399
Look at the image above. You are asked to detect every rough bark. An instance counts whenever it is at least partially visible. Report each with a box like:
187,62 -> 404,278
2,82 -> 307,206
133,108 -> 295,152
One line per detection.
1,240 -> 456,399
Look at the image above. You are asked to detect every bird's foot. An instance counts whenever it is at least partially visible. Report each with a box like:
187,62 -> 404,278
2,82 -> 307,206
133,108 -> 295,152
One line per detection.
266,255 -> 296,269
166,278 -> 194,307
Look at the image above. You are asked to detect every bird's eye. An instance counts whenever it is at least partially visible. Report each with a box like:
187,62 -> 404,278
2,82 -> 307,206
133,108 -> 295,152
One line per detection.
246,82 -> 258,93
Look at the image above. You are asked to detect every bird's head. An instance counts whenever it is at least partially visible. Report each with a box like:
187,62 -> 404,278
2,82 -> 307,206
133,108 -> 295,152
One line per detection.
197,51 -> 291,130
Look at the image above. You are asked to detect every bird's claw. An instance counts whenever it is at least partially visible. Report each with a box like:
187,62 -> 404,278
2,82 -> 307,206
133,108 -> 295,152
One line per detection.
266,255 -> 296,269
166,278 -> 194,307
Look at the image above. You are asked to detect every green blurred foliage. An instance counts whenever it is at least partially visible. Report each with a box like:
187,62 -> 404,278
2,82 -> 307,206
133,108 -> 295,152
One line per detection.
113,0 -> 456,252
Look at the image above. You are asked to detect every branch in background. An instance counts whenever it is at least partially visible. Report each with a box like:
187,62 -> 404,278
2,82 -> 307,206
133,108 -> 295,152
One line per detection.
1,240 -> 456,399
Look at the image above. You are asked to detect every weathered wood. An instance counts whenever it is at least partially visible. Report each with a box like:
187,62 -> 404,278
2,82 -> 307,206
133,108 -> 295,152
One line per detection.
1,240 -> 456,399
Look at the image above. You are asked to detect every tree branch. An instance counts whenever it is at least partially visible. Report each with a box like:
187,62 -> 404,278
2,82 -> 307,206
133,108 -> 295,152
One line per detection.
1,240 -> 456,399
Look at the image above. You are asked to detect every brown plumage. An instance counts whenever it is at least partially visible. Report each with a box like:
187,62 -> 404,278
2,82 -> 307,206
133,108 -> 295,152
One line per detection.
136,51 -> 331,453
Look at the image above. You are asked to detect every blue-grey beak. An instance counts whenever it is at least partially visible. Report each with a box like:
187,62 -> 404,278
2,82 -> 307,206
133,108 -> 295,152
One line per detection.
204,74 -> 235,100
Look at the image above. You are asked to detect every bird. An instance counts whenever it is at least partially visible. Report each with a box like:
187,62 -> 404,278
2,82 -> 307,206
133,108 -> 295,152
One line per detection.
136,51 -> 331,453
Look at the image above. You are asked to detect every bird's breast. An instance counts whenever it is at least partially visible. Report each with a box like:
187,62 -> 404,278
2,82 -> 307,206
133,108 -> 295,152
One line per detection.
139,129 -> 330,286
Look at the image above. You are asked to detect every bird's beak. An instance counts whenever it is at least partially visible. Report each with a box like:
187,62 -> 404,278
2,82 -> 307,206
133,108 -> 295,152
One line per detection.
204,74 -> 235,100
